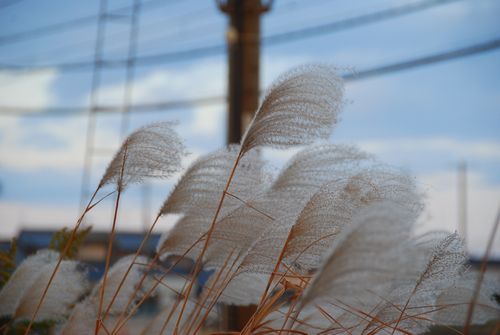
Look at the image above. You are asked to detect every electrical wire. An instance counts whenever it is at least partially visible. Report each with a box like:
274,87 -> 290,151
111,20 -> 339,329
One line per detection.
0,0 -> 467,72
1,37 -> 498,117
0,0 -> 172,45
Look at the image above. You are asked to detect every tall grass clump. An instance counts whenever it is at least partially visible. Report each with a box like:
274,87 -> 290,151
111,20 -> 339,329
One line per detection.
0,64 -> 498,335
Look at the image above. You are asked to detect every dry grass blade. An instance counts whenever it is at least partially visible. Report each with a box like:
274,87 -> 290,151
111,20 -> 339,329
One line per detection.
240,64 -> 343,155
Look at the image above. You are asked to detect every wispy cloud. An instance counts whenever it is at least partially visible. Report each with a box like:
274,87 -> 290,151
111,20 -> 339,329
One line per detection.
357,137 -> 500,160
417,170 -> 500,258
0,70 -> 57,109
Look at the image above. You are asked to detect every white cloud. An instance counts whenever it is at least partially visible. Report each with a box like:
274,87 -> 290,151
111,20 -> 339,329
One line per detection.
417,170 -> 500,258
189,105 -> 225,136
0,70 -> 99,170
357,137 -> 500,160
96,60 -> 226,105
0,116 -> 118,170
0,70 -> 57,109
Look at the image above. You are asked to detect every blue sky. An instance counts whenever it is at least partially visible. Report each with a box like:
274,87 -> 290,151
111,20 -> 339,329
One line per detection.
0,0 -> 499,256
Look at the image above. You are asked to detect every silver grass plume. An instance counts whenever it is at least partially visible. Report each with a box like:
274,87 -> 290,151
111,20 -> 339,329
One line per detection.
204,144 -> 368,270
139,297 -> 217,335
299,202 -> 416,318
159,145 -> 265,216
156,146 -> 267,260
205,270 -> 270,306
433,271 -> 500,325
240,64 -> 343,155
99,122 -> 185,190
139,299 -> 196,335
282,305 -> 352,334
14,260 -> 88,322
58,300 -> 97,335
91,255 -> 151,315
282,167 -> 422,272
217,169 -> 421,306
259,297 -> 373,334
367,232 -> 468,334
60,255 -> 150,334
0,249 -> 59,318
236,167 -> 421,277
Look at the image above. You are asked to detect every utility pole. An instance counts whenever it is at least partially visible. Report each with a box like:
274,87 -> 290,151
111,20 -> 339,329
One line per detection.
458,161 -> 468,250
219,0 -> 271,144
217,0 -> 272,330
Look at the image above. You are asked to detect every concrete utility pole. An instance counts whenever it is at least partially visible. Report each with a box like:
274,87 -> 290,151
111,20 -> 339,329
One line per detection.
217,1 -> 272,330
219,0 -> 271,144
458,161 -> 468,250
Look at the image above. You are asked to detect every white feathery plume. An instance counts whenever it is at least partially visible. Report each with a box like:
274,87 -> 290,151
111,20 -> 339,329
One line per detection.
90,255 -> 151,315
292,305 -> 359,334
366,232 -> 468,334
433,271 -> 500,325
405,232 -> 467,302
139,297 -> 218,335
57,299 -> 118,335
58,299 -> 96,335
99,122 -> 185,190
299,202 -> 415,313
240,64 -> 343,155
14,260 -> 88,322
211,167 -> 421,305
156,147 -> 267,260
59,255 -> 151,335
204,144 -> 368,270
0,249 -> 59,318
204,270 -> 270,306
156,214 -> 207,261
282,168 -> 421,272
159,145 -> 265,216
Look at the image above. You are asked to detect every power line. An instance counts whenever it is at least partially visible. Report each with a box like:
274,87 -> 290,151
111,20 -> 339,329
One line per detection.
262,0 -> 461,45
0,0 -> 465,72
0,0 -> 170,45
0,0 -> 26,9
0,5 -> 217,65
342,38 -> 500,80
1,37 -> 498,117
0,95 -> 226,116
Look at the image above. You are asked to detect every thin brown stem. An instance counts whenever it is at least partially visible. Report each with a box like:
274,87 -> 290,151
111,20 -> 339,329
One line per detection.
96,147 -> 128,335
173,151 -> 243,334
463,207 -> 500,335
111,232 -> 208,334
24,187 -> 100,335
191,254 -> 243,335
184,250 -> 237,335
224,191 -> 275,220
95,187 -> 123,335
102,213 -> 161,321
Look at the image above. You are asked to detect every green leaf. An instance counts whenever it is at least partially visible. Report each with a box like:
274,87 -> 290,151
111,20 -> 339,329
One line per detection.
49,226 -> 92,259
0,238 -> 16,288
